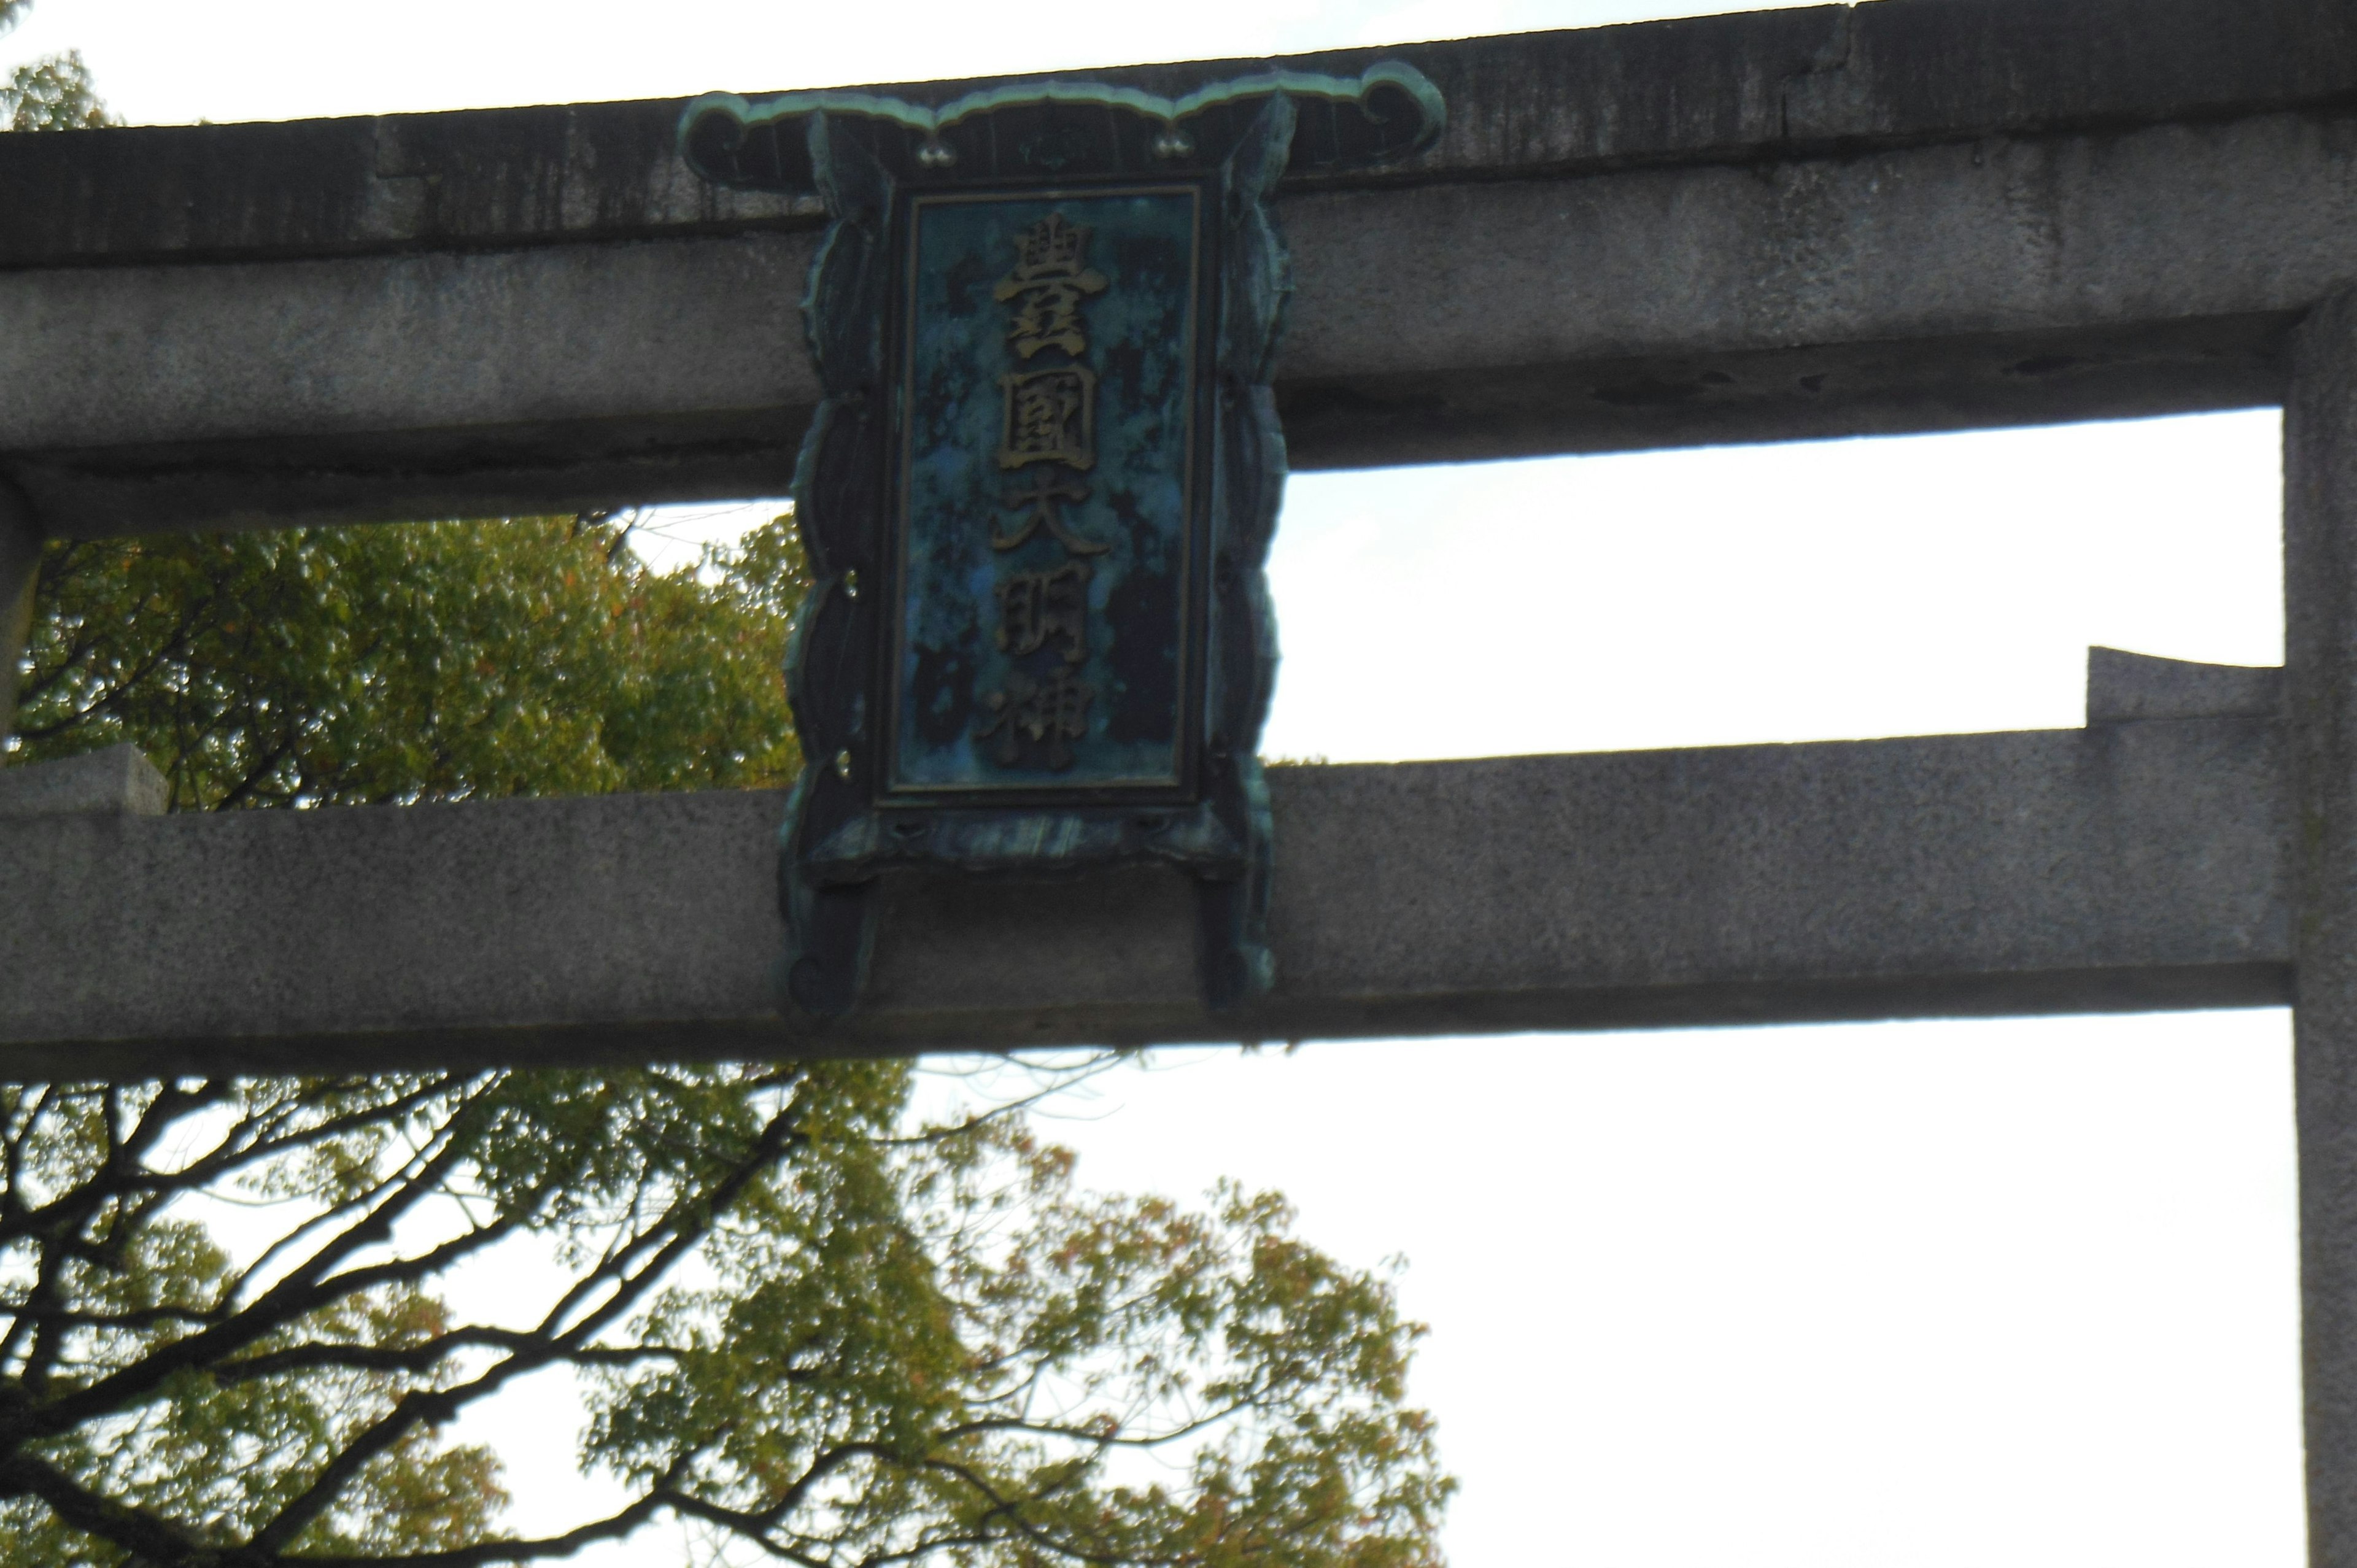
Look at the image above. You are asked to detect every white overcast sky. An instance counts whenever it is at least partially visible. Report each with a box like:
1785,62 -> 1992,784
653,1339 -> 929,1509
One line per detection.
2,2 -> 2309,1565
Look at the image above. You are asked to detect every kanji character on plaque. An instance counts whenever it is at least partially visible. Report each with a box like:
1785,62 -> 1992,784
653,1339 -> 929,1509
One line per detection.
995,560 -> 1093,665
975,666 -> 1096,770
996,467 -> 1106,554
999,365 -> 1098,471
997,366 -> 1096,471
993,212 -> 1109,358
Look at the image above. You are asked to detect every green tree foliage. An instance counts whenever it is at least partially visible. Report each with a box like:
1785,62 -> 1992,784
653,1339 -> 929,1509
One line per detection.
2,519 -> 1447,1564
0,1062 -> 1448,1567
0,0 -> 107,131
11,514 -> 807,807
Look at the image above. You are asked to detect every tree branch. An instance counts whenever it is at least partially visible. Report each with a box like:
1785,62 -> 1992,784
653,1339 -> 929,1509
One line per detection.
217,1332 -> 685,1383
0,1448 -> 215,1566
246,1102 -> 808,1554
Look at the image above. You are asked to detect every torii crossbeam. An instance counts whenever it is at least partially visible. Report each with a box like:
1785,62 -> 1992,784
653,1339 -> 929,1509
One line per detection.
7,0 -> 2357,1556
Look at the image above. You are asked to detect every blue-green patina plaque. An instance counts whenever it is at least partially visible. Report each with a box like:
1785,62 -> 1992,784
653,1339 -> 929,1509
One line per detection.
679,65 -> 1444,1019
891,188 -> 1207,798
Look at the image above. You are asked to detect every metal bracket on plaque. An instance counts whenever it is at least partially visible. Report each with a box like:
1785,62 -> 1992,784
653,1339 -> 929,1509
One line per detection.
679,65 -> 1445,1019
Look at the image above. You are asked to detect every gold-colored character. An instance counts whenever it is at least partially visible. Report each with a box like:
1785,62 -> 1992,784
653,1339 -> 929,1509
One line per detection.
997,366 -> 1096,471
976,666 -> 1096,770
993,213 -> 1109,358
996,467 -> 1107,554
996,560 -> 1092,665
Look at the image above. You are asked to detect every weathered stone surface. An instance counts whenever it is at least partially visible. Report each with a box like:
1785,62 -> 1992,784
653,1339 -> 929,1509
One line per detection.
0,788 -> 785,1078
1,235 -> 809,535
2286,292 -> 2357,1567
0,746 -> 168,819
1272,109 -> 2339,467
2,0 -> 2348,535
2087,647 -> 2283,725
0,0 -> 2347,268
0,719 -> 2289,1077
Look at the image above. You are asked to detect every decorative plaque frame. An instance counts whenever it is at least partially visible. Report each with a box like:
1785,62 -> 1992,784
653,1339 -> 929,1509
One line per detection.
679,65 -> 1444,1018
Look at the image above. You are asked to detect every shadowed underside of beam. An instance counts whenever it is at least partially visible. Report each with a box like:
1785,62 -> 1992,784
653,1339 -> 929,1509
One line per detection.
0,716 -> 2289,1077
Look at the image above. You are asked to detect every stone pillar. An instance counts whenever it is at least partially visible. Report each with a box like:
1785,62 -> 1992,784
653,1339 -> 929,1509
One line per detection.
0,479 -> 41,750
2291,289 -> 2357,1566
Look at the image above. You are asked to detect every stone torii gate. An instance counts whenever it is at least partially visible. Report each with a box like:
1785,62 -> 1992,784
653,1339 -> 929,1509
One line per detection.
4,0 -> 2357,1552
